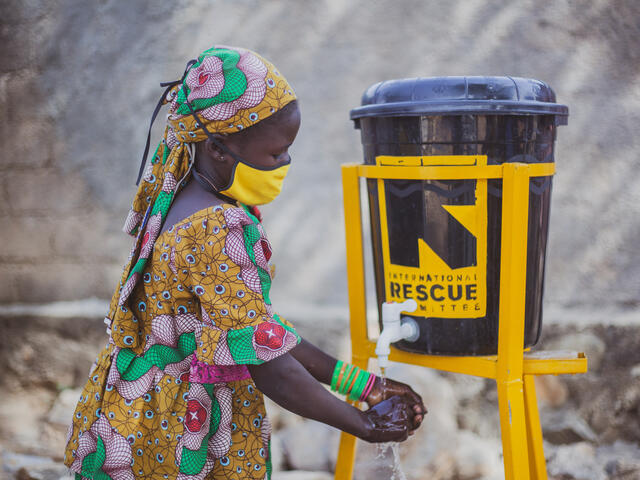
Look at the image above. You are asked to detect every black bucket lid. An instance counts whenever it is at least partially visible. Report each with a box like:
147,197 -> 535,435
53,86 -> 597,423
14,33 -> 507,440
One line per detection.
350,76 -> 568,125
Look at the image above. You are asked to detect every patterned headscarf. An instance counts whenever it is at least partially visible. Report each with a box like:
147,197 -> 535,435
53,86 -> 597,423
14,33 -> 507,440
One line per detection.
106,45 -> 296,348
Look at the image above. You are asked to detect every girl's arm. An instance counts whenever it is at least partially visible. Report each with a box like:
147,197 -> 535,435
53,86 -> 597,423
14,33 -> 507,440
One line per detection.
247,352 -> 415,443
289,338 -> 337,385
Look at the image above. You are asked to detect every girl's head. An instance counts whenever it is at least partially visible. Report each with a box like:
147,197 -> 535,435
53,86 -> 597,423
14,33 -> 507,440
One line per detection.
124,45 -> 298,235
194,99 -> 301,204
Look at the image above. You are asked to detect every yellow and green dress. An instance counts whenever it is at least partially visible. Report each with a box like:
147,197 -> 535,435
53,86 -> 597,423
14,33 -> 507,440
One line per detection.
64,203 -> 300,479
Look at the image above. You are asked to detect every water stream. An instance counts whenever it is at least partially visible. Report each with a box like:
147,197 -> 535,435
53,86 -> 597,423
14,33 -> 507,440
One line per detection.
377,370 -> 408,480
376,442 -> 408,480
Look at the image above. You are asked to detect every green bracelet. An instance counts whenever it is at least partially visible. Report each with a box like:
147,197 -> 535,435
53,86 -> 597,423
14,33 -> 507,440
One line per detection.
340,366 -> 358,395
338,365 -> 353,394
349,370 -> 370,401
345,368 -> 362,397
331,360 -> 343,391
350,370 -> 369,401
331,361 -> 374,401
335,364 -> 349,394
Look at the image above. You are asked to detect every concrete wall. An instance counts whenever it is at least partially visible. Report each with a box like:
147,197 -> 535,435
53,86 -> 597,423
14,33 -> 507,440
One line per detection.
1,0 -> 639,313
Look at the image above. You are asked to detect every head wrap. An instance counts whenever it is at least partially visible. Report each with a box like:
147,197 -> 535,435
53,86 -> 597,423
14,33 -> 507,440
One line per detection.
105,46 -> 296,349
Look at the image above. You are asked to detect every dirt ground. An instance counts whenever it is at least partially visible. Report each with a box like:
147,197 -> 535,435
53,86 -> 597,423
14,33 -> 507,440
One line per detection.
1,314 -> 639,479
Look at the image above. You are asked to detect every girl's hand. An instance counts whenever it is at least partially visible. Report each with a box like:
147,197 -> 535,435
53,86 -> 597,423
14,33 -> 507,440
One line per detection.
358,395 -> 416,443
365,377 -> 426,432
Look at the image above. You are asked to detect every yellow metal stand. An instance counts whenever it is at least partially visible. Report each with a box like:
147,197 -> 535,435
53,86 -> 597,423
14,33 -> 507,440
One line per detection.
335,161 -> 587,480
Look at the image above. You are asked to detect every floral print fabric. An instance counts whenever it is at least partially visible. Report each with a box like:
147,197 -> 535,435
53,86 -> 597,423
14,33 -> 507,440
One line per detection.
65,204 -> 300,479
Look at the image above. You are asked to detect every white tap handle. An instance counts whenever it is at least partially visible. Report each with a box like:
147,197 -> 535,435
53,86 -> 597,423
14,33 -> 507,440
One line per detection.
399,299 -> 418,313
382,299 -> 418,325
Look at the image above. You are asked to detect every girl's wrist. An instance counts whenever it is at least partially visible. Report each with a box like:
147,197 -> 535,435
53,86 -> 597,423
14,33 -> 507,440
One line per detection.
364,376 -> 382,405
361,374 -> 378,402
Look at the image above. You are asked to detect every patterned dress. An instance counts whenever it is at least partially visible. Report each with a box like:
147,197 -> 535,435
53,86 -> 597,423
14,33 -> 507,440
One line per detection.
64,204 -> 301,480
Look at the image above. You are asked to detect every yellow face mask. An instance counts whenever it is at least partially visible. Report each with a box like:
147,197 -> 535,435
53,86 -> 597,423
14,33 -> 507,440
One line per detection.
218,159 -> 291,206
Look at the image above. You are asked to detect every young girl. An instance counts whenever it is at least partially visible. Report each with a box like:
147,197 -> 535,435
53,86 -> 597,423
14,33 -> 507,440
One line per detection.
64,45 -> 425,480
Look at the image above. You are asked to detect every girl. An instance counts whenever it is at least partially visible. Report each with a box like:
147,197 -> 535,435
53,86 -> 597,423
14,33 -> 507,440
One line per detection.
64,45 -> 425,480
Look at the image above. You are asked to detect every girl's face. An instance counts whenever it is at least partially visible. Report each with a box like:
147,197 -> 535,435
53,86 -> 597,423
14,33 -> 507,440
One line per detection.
197,102 -> 301,190
225,103 -> 301,170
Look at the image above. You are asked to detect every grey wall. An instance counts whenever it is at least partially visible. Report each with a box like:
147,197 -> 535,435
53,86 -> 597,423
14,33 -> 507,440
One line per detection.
2,0 -> 639,314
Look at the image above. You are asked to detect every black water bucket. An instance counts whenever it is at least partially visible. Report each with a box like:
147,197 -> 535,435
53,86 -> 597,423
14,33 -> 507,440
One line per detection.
350,76 -> 568,355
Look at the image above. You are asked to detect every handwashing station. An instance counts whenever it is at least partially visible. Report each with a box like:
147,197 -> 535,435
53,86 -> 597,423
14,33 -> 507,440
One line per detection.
335,77 -> 588,480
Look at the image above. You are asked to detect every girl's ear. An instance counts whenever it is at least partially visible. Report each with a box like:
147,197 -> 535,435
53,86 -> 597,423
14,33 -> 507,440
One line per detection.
203,134 -> 229,162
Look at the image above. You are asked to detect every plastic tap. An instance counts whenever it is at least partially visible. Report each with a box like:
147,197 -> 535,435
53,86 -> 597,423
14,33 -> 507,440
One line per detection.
375,299 -> 420,370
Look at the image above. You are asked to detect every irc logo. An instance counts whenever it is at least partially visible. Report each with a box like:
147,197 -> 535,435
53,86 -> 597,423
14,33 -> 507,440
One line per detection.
376,155 -> 488,318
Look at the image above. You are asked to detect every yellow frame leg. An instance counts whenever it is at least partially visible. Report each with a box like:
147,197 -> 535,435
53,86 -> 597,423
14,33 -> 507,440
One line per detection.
496,163 -> 532,480
524,375 -> 547,480
335,431 -> 358,480
497,379 -> 529,478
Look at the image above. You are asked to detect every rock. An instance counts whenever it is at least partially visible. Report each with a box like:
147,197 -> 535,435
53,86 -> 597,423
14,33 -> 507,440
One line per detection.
0,315 -> 106,391
440,372 -> 487,401
279,420 -> 339,472
270,432 -> 286,473
265,397 -> 304,431
535,375 -> 569,408
38,423 -> 69,463
402,431 -> 503,480
272,471 -> 333,480
47,388 -> 81,426
0,387 -> 57,455
598,440 -> 640,479
451,431 -> 503,480
630,363 -> 640,378
578,372 -> 640,443
605,459 -> 640,480
547,440 -> 640,480
542,410 -> 598,444
546,442 -> 605,480
545,331 -> 606,371
1,450 -> 71,480
16,465 -> 73,480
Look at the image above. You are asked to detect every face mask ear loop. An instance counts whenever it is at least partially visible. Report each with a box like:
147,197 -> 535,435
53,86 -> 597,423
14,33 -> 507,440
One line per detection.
175,143 -> 195,192
182,98 -> 245,166
184,140 -> 224,194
